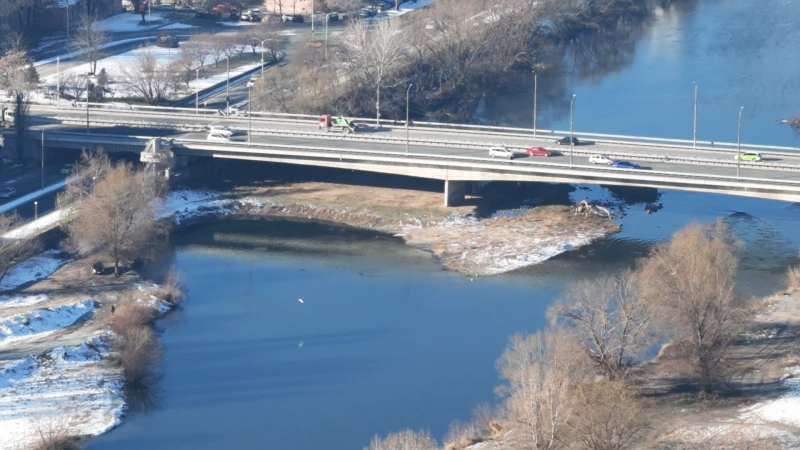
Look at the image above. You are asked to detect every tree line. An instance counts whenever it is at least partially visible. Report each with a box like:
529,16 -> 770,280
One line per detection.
254,0 -> 659,122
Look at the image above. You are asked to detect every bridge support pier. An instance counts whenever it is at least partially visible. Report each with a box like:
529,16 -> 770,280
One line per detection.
444,180 -> 467,207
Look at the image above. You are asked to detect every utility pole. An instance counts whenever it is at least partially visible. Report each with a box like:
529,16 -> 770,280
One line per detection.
693,82 -> 698,149
569,94 -> 576,167
532,70 -> 537,136
737,106 -> 744,179
406,84 -> 413,155
86,75 -> 90,134
226,57 -> 230,113
324,14 -> 329,60
311,0 -> 315,36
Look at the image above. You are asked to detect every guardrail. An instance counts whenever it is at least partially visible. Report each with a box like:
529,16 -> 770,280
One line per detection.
39,104 -> 800,158
50,117 -> 800,173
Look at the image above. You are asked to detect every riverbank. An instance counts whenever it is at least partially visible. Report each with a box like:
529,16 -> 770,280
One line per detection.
0,252 -> 175,448
165,181 -> 619,276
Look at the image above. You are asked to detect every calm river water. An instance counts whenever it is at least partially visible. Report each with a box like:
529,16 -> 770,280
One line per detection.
91,1 -> 800,449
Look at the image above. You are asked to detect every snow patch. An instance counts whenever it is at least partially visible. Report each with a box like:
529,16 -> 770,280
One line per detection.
0,334 -> 124,449
92,11 -> 168,32
134,282 -> 173,314
0,249 -> 71,292
0,294 -> 50,310
0,299 -> 97,346
741,366 -> 800,427
161,189 -> 264,225
159,22 -> 199,30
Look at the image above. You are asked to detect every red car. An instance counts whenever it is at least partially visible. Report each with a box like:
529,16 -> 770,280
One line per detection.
526,147 -> 552,157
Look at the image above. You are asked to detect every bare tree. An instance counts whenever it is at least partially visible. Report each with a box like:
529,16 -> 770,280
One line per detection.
71,13 -> 107,74
364,429 -> 438,450
638,221 -> 743,392
496,327 -> 589,450
0,49 -> 30,94
568,380 -> 650,450
181,35 -> 212,72
343,18 -> 407,126
57,149 -> 112,208
0,212 -> 42,287
207,34 -> 230,68
117,48 -> 174,104
63,161 -> 168,276
548,270 -> 655,380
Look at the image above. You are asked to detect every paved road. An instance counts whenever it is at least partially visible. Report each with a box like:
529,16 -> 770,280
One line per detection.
29,106 -> 800,177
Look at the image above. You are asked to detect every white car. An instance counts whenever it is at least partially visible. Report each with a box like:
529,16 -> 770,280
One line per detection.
489,146 -> 515,159
589,154 -> 614,165
60,163 -> 74,174
0,187 -> 16,199
208,125 -> 234,137
207,133 -> 231,142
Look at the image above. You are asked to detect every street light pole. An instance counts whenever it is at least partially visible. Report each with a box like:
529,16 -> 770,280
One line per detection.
34,201 -> 38,220
737,106 -> 744,179
311,0 -> 315,36
260,39 -> 266,76
248,84 -> 252,143
226,57 -> 230,113
324,14 -> 329,60
693,82 -> 698,149
56,56 -> 60,108
93,176 -> 97,197
406,84 -> 413,155
569,94 -> 576,166
532,70 -> 537,136
40,132 -> 44,191
85,74 -> 90,134
195,68 -> 199,115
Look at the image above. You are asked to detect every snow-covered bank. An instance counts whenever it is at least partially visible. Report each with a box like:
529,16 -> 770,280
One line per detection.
741,366 -> 800,426
161,188 -> 618,275
0,249 -> 71,292
0,300 -> 97,346
0,334 -> 125,449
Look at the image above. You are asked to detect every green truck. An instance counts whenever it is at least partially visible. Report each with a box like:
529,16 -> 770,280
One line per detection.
318,114 -> 357,134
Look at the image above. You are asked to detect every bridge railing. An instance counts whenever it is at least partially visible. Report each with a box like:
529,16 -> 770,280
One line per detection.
42,103 -> 800,154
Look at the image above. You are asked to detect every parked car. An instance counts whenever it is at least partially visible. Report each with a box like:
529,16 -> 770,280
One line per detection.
177,5 -> 194,12
589,154 -> 613,165
489,146 -> 515,160
155,4 -> 173,11
207,133 -> 231,142
525,147 -> 552,157
0,187 -> 16,199
60,163 -> 74,174
195,11 -> 221,19
555,136 -> 580,145
359,8 -> 376,18
735,152 -> 762,161
156,31 -> 179,48
612,161 -> 641,169
208,125 -> 235,137
281,14 -> 303,22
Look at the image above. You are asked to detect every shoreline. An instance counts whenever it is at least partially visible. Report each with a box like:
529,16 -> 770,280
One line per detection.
0,180 -> 618,447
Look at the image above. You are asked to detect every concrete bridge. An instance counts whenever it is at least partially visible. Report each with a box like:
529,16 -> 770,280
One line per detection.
6,104 -> 800,206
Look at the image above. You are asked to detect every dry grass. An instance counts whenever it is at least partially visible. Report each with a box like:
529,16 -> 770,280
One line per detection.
32,417 -> 82,450
154,269 -> 184,305
787,265 -> 800,291
116,325 -> 162,385
105,291 -> 156,335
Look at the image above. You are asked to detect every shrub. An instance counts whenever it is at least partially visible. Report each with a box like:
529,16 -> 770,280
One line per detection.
116,325 -> 162,385
787,264 -> 800,291
154,269 -> 184,305
105,291 -> 156,335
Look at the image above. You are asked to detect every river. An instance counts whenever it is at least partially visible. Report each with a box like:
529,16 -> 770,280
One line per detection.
90,1 -> 800,449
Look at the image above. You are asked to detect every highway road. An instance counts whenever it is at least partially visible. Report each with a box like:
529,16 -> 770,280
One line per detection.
28,106 -> 800,184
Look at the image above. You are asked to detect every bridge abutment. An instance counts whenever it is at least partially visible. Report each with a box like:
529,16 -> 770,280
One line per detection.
444,180 -> 467,207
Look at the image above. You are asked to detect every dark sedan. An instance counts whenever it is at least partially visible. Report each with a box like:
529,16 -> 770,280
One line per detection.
555,136 -> 580,146
612,161 -> 642,169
